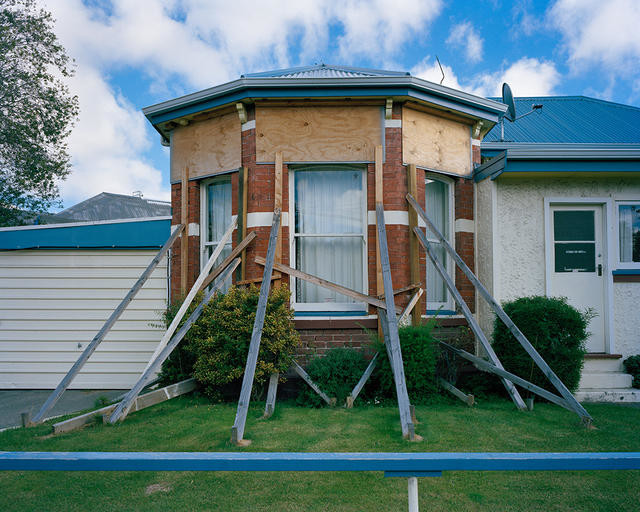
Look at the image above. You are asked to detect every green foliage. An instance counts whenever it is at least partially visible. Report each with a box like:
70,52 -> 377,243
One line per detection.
296,348 -> 369,407
373,322 -> 440,404
492,296 -> 590,394
623,355 -> 640,388
0,0 -> 78,226
192,284 -> 300,400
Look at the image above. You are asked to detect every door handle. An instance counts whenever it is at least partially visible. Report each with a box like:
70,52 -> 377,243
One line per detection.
597,263 -> 602,276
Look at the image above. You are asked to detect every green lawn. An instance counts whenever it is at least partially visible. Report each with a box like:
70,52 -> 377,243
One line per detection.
1,396 -> 639,511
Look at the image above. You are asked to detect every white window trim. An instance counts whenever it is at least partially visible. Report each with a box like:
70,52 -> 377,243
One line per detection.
615,200 -> 640,270
288,165 -> 368,313
199,176 -> 233,270
543,197 -> 615,354
425,173 -> 455,312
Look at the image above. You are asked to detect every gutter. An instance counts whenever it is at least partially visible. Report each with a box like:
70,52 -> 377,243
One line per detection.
481,142 -> 640,160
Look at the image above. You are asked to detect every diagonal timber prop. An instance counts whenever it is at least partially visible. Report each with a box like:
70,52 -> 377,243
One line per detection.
199,231 -> 257,292
145,219 -> 238,370
376,203 -> 415,440
412,226 -> 526,411
347,352 -> 379,408
107,259 -> 240,424
407,193 -> 592,424
31,224 -> 185,425
232,209 -> 281,445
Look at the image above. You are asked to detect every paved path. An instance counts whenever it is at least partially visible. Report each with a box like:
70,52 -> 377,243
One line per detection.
0,390 -> 122,430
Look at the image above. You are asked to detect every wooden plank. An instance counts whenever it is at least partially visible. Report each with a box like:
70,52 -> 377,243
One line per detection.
255,106 -> 382,163
236,272 -> 281,286
170,112 -> 241,182
292,361 -> 333,406
274,152 -> 283,288
232,211 -> 281,445
407,164 -> 422,325
398,289 -> 423,326
30,226 -> 184,425
263,373 -> 279,418
376,203 -> 414,440
347,352 -> 379,407
146,218 -> 237,370
412,226 -> 527,411
407,194 -> 591,423
107,259 -> 240,424
439,342 -> 576,413
52,379 -> 196,434
180,167 -> 189,295
438,378 -> 474,407
240,166 -> 248,281
254,257 -> 402,314
402,107 -> 471,175
375,145 -> 383,335
199,231 -> 257,291
376,282 -> 422,299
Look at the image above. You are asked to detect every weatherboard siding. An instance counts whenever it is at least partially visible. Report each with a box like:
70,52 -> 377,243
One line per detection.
0,250 -> 168,389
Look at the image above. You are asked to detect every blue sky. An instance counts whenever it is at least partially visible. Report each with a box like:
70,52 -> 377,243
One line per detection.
41,0 -> 640,208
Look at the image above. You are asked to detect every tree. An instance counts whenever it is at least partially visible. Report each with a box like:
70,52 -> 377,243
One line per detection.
0,0 -> 78,226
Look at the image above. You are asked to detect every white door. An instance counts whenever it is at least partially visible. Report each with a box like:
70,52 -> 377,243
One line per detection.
548,205 -> 606,353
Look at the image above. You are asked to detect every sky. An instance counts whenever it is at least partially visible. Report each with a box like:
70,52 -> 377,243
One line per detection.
39,0 -> 640,209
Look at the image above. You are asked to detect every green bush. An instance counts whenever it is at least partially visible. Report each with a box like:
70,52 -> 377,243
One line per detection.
296,348 -> 369,407
373,322 -> 440,404
492,296 -> 590,394
192,284 -> 300,400
623,355 -> 640,388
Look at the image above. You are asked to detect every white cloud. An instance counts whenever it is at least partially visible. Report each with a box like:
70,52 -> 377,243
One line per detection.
549,0 -> 640,74
446,21 -> 483,63
412,57 -> 560,98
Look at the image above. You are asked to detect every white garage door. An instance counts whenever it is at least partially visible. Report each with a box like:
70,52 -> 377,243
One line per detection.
0,250 -> 168,389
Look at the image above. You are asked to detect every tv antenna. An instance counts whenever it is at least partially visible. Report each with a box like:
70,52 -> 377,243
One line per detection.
500,82 -> 543,141
436,56 -> 445,85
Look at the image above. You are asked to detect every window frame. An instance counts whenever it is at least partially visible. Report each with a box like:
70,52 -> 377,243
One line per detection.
615,200 -> 640,270
288,164 -> 369,313
199,176 -> 233,271
424,173 -> 455,313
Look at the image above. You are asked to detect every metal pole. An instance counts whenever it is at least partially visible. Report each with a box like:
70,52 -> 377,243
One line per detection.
408,477 -> 419,512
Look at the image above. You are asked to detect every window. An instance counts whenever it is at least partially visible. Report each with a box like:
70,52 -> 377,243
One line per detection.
201,177 -> 233,290
618,201 -> 640,267
425,175 -> 454,311
291,166 -> 367,312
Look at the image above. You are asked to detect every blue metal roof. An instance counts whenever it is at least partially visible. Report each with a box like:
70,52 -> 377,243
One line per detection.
242,64 -> 409,79
0,218 -> 171,250
484,96 -> 640,144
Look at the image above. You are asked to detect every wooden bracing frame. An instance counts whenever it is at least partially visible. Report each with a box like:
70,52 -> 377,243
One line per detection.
406,193 -> 593,425
31,225 -> 185,425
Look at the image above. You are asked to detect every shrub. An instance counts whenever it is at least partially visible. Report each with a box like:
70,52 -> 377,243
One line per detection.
373,322 -> 440,404
492,296 -> 590,394
192,284 -> 300,400
296,348 -> 369,407
623,355 -> 640,388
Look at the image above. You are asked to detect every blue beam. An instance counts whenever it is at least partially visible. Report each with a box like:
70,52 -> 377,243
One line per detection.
1,452 -> 639,472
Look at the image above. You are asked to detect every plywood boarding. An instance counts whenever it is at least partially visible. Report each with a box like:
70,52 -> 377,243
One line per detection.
255,106 -> 382,162
170,112 -> 241,182
402,107 -> 472,176
0,250 -> 168,389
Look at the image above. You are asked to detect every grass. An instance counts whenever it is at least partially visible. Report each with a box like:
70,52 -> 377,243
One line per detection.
1,395 -> 639,511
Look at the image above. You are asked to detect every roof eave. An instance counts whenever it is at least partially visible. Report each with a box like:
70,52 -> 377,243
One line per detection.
481,142 -> 640,160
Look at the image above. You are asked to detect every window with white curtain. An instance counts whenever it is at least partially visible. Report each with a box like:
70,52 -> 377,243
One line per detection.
618,202 -> 640,267
201,177 -> 233,291
425,175 -> 454,311
291,166 -> 367,312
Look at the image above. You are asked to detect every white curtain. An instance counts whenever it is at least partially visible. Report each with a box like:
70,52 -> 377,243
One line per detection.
294,168 -> 364,304
207,180 -> 232,290
619,205 -> 637,263
425,178 -> 449,304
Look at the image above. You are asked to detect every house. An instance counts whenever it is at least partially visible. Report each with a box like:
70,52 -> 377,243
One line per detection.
144,64 -> 639,402
476,96 -> 640,402
0,194 -> 171,389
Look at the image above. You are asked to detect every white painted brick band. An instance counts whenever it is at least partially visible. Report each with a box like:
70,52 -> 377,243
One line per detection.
385,119 -> 402,129
247,211 -> 289,228
241,120 -> 255,131
455,218 -> 475,233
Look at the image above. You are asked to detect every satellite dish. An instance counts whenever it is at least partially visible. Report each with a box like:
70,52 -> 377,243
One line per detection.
502,82 -> 516,122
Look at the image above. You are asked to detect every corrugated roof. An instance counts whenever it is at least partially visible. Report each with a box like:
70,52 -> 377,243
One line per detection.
242,64 -> 409,79
55,192 -> 171,222
484,96 -> 640,144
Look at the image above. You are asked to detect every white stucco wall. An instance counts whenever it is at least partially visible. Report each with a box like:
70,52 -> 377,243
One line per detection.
486,175 -> 640,358
475,178 -> 495,340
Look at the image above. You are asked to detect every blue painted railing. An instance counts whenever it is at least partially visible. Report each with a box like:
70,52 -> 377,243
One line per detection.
1,451 -> 640,475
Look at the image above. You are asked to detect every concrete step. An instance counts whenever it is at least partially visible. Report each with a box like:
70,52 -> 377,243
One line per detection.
575,388 -> 640,403
579,371 -> 633,390
583,357 -> 623,373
